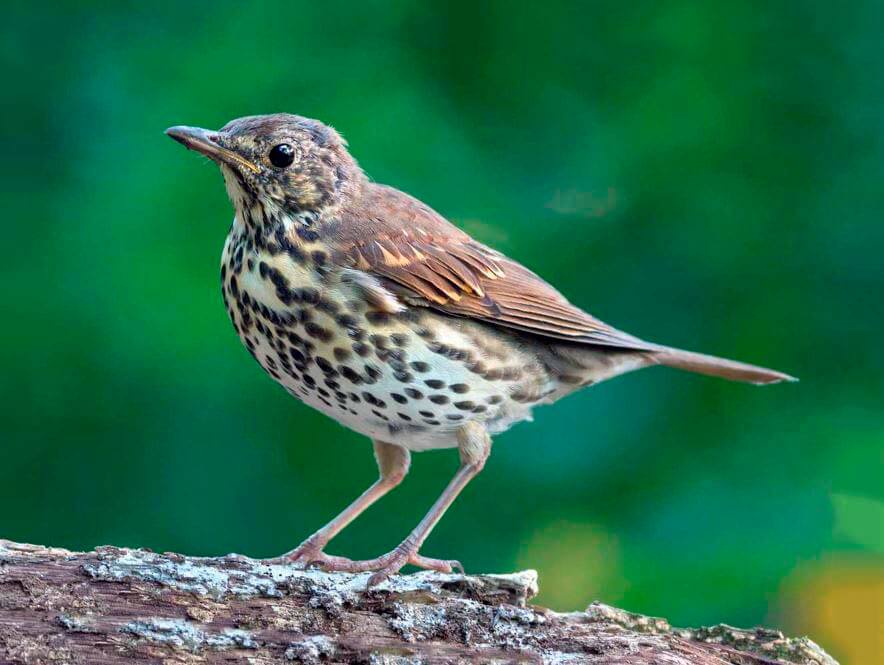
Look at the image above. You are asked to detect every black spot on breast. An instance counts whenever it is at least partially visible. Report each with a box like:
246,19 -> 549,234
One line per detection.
365,309 -> 390,326
364,365 -> 382,382
390,393 -> 407,404
336,313 -> 358,329
285,243 -> 306,263
388,358 -> 408,372
311,250 -> 327,265
267,268 -> 289,289
450,383 -> 470,394
349,392 -> 361,402
299,288 -> 320,305
429,395 -> 449,405
362,392 -> 386,408
472,404 -> 488,414
352,342 -> 371,357
303,374 -> 316,387
316,298 -> 339,314
370,334 -> 389,349
487,395 -> 504,404
418,410 -> 434,418
454,400 -> 475,410
446,414 -> 464,421
340,366 -> 363,384
427,342 -> 447,355
333,347 -> 351,361
393,371 -> 412,383
390,333 -> 409,347
315,357 -> 337,375
424,379 -> 445,389
397,412 -> 412,421
423,419 -> 441,426
305,322 -> 333,342
410,361 -> 430,373
372,409 -> 388,421
297,227 -> 320,242
404,387 -> 423,399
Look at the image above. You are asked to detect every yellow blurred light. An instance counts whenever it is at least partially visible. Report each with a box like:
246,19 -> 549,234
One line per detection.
772,554 -> 884,665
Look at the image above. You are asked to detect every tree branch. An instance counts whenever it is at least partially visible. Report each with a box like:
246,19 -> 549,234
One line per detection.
0,540 -> 836,664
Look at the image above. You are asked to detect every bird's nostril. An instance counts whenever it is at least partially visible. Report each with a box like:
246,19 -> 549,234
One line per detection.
207,134 -> 220,143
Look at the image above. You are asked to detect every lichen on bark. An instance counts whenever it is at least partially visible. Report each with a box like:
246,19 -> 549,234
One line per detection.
0,540 -> 837,664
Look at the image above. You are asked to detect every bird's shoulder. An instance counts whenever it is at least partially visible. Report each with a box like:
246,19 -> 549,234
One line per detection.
326,183 -> 650,350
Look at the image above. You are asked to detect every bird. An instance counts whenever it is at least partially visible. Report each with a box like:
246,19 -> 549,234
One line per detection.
166,114 -> 795,585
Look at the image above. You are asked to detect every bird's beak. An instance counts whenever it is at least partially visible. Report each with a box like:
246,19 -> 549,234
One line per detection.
165,125 -> 260,173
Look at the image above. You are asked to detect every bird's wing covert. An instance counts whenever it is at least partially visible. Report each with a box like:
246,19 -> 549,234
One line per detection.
341,229 -> 651,350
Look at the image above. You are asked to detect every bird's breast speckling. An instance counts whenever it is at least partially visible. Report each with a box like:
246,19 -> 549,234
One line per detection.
219,222 -> 556,450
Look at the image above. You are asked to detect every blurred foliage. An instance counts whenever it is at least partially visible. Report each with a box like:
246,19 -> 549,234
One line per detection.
1,2 -> 881,662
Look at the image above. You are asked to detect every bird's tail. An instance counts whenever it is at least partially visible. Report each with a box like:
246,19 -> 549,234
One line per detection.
650,347 -> 797,385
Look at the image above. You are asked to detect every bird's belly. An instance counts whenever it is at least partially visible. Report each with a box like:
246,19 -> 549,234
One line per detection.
220,242 -> 552,450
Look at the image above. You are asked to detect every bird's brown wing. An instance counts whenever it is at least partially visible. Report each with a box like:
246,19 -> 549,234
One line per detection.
332,184 -> 653,351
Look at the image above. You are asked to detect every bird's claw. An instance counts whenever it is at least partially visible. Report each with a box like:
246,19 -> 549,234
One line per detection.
266,537 -> 346,569
272,543 -> 461,585
366,549 -> 463,586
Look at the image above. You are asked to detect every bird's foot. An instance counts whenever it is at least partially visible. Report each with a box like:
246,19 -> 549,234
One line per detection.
288,543 -> 461,586
265,535 -> 338,568
268,537 -> 462,585
364,550 -> 464,587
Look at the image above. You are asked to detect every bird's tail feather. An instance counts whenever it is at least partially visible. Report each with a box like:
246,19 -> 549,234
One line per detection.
651,347 -> 797,385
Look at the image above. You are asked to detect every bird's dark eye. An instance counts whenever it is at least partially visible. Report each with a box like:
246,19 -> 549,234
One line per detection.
269,143 -> 295,168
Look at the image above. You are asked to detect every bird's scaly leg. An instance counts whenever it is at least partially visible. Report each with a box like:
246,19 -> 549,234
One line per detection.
275,441 -> 410,565
312,422 -> 491,586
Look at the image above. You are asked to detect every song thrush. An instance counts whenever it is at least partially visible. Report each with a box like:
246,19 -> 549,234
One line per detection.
166,114 -> 794,585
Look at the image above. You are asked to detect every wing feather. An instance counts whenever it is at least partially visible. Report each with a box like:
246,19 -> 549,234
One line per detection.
332,184 -> 652,351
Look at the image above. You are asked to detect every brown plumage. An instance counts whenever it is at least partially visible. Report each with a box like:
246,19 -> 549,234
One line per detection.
329,183 -> 792,383
166,113 -> 795,585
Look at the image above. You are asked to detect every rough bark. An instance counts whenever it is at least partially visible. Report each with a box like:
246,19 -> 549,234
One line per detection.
0,540 -> 837,664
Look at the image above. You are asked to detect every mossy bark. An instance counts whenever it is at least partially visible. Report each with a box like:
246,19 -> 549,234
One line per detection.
0,540 -> 837,664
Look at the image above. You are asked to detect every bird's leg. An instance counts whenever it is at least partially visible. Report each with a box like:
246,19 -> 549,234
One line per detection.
275,441 -> 410,566
313,422 -> 491,586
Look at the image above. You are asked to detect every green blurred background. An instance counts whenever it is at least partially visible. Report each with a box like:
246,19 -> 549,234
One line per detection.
2,2 -> 882,662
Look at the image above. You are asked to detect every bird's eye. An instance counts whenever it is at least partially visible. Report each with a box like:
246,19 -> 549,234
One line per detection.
269,143 -> 295,168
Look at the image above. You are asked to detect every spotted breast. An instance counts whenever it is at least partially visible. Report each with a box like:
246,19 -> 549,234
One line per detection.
219,221 -> 571,451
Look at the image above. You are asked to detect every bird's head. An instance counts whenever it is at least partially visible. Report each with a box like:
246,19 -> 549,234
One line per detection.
166,114 -> 363,229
